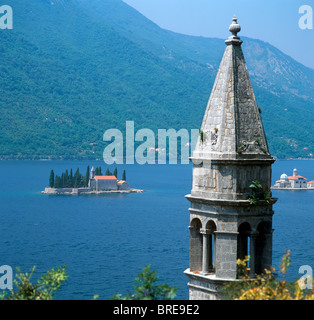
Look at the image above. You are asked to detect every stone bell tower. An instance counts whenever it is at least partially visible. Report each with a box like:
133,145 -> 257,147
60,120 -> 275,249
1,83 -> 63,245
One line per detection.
185,16 -> 277,300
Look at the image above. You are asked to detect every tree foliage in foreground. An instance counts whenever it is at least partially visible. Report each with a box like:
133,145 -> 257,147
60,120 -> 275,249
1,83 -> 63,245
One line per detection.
0,264 -> 176,300
0,265 -> 67,300
111,264 -> 178,300
221,250 -> 314,300
3,250 -> 313,300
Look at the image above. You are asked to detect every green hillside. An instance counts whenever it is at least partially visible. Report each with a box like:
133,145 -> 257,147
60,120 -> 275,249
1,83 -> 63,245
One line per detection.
0,0 -> 313,160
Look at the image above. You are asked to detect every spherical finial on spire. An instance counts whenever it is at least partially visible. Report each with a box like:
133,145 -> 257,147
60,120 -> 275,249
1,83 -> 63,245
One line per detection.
225,15 -> 243,46
229,15 -> 241,37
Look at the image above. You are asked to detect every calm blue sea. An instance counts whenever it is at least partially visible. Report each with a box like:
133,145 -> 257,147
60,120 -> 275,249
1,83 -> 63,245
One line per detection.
0,160 -> 313,300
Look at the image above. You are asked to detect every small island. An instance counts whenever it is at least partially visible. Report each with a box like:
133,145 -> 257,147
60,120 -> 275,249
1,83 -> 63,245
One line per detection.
272,168 -> 314,190
42,166 -> 144,195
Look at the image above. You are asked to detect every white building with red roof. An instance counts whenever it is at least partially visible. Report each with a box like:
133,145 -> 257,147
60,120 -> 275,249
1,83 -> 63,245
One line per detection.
89,167 -> 130,191
273,168 -> 310,189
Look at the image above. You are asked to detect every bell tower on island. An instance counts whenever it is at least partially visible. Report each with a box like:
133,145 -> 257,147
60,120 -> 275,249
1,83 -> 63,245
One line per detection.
185,16 -> 277,300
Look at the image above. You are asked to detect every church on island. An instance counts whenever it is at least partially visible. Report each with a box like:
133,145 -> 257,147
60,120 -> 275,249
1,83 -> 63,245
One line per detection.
42,166 -> 141,195
89,166 -> 130,191
272,168 -> 314,190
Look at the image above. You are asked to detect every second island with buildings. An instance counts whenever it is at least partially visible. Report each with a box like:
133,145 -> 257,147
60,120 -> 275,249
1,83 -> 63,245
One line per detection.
272,168 -> 314,190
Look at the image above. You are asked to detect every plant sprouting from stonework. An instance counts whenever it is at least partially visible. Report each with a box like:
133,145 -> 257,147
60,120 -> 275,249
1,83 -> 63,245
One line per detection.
199,129 -> 205,143
247,180 -> 261,205
247,180 -> 272,206
264,190 -> 272,202
250,180 -> 262,190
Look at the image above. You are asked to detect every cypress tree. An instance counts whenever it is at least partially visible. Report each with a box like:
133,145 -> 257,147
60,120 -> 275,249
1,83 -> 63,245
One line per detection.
61,173 -> 65,188
69,169 -> 73,187
78,174 -> 83,188
49,170 -> 54,188
95,167 -> 102,176
122,170 -> 126,181
85,165 -> 90,187
74,168 -> 80,188
64,169 -> 69,187
113,167 -> 118,178
54,175 -> 62,188
105,168 -> 110,176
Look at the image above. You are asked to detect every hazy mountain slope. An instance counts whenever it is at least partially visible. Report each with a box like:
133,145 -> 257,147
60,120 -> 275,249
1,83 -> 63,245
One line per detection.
243,38 -> 314,103
77,0 -> 224,71
0,0 -> 313,159
0,0 -> 211,159
80,0 -> 314,103
52,0 -> 314,158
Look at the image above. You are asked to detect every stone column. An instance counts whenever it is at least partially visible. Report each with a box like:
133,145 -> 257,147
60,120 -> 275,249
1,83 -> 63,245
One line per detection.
200,228 -> 211,274
189,224 -> 202,272
249,231 -> 259,278
263,228 -> 274,271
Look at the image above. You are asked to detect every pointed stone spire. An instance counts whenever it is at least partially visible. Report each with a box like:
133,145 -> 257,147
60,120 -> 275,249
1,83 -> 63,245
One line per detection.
185,18 -> 276,300
192,16 -> 270,162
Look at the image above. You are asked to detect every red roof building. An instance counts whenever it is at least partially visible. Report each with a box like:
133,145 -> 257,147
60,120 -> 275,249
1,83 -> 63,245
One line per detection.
88,167 -> 130,191
273,168 -> 312,189
94,175 -> 117,180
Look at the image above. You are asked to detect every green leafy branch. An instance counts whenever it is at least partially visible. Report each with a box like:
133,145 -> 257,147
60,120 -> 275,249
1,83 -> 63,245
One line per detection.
0,265 -> 67,300
247,180 -> 272,206
111,264 -> 178,300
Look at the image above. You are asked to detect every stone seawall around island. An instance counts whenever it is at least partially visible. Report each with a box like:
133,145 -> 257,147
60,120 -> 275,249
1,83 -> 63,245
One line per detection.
42,187 -> 145,195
